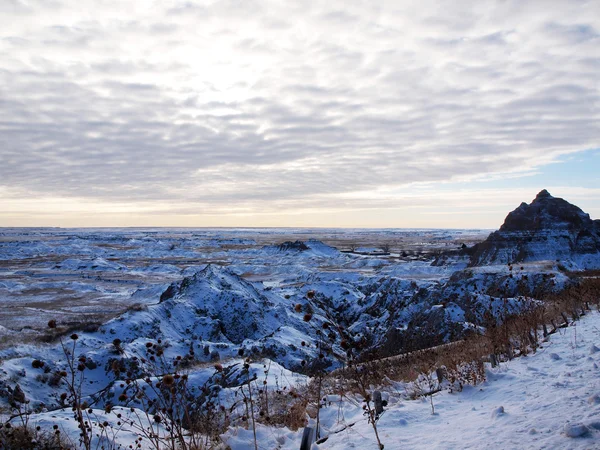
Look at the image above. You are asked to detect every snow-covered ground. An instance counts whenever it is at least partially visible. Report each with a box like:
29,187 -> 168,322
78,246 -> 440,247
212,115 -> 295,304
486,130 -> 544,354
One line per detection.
2,226 -> 597,449
0,228 -> 486,329
283,311 -> 600,450
0,228 -> 564,415
5,310 -> 599,449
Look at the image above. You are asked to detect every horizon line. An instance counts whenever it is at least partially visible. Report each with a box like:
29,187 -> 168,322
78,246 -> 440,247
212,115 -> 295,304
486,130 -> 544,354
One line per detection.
0,225 -> 496,231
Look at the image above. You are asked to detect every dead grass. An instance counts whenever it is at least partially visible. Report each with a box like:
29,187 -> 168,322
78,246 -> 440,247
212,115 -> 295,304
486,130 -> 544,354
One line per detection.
331,277 -> 600,395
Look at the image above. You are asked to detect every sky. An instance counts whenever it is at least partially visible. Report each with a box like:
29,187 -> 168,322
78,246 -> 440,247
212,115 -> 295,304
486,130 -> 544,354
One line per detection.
0,0 -> 599,229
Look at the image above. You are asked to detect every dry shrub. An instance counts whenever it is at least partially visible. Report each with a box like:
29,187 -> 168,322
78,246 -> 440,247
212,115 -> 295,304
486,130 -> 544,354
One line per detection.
328,277 -> 600,400
484,277 -> 600,358
124,303 -> 147,313
38,321 -> 102,344
0,423 -> 72,449
259,387 -> 309,430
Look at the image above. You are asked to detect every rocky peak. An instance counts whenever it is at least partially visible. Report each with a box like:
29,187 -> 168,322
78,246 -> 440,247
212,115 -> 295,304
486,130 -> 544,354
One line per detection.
499,190 -> 591,233
535,189 -> 552,199
470,190 -> 600,268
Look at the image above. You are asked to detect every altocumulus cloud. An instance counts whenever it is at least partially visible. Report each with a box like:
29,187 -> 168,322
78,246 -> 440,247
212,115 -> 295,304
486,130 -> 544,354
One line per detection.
0,0 -> 598,225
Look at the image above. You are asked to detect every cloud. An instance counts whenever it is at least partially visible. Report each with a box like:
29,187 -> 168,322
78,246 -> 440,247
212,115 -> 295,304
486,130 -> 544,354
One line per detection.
0,0 -> 598,225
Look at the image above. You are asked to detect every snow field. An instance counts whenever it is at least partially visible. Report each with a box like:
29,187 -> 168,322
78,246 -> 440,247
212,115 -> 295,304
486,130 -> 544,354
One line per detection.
288,311 -> 600,449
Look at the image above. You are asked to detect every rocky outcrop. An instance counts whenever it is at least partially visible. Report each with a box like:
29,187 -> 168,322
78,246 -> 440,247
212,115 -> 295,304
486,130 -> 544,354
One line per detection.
470,190 -> 600,268
277,241 -> 309,252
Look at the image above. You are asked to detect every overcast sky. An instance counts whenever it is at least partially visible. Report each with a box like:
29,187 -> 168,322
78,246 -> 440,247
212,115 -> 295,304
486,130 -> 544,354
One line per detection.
1,0 -> 599,228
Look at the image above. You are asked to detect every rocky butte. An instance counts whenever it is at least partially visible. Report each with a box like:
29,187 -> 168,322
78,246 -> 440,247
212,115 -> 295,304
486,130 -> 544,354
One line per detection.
469,189 -> 600,269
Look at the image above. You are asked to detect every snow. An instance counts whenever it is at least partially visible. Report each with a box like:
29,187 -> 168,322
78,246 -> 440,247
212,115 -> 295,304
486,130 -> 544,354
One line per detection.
292,310 -> 600,449
223,424 -> 302,450
1,225 -> 599,449
11,308 -> 600,449
11,406 -> 171,449
0,228 -> 491,347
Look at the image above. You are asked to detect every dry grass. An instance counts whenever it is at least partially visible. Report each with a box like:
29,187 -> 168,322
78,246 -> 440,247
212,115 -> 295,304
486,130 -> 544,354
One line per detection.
330,277 -> 600,396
